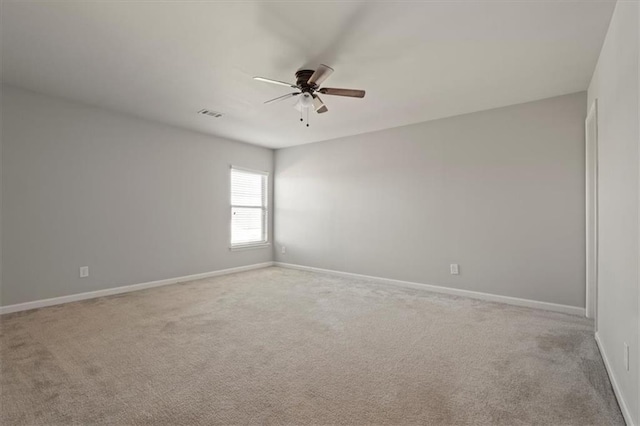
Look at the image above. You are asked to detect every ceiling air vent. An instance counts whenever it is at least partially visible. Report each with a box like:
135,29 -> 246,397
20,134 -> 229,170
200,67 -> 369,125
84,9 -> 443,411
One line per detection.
197,109 -> 223,118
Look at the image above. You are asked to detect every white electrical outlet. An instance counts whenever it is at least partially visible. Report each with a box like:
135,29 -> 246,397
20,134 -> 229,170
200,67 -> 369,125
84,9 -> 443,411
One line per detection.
624,342 -> 629,371
281,246 -> 286,254
80,266 -> 89,278
450,264 -> 459,275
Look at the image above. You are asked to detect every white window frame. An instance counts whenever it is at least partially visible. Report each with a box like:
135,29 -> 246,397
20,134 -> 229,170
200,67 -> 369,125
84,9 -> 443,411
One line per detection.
229,165 -> 270,251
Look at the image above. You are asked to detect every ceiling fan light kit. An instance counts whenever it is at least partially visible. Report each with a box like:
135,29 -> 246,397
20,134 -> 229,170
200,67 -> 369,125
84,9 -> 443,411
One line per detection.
254,64 -> 366,127
297,92 -> 314,108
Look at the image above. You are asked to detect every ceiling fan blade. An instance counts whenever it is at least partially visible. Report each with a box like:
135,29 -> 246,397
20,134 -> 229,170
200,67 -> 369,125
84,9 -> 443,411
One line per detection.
264,92 -> 300,104
318,88 -> 365,98
312,94 -> 328,114
307,64 -> 334,86
254,76 -> 297,89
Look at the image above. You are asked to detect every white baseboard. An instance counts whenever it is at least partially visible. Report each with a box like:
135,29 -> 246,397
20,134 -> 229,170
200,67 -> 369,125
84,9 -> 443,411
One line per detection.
595,332 -> 636,426
2,260 -> 586,317
274,262 -> 585,316
0,262 -> 274,315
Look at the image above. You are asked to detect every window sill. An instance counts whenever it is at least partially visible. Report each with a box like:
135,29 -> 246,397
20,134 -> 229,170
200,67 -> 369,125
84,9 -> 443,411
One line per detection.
229,243 -> 271,252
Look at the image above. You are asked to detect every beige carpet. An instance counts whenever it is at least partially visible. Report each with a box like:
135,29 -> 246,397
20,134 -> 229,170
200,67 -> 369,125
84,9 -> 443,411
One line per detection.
1,267 -> 623,425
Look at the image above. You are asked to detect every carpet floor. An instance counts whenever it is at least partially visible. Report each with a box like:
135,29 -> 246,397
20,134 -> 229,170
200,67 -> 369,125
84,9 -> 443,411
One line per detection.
1,266 -> 624,425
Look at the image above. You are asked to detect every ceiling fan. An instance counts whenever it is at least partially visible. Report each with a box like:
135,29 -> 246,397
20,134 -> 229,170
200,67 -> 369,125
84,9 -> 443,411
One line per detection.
254,64 -> 365,125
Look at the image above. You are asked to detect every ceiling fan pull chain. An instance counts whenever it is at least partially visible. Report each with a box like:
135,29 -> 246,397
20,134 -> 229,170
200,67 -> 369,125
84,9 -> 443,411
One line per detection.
306,107 -> 310,127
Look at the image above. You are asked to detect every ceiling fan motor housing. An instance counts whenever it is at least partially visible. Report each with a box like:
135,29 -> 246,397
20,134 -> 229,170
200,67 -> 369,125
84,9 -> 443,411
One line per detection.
295,69 -> 316,92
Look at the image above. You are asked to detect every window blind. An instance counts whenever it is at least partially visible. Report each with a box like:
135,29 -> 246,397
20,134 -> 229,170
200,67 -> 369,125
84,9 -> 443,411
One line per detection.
230,167 -> 268,246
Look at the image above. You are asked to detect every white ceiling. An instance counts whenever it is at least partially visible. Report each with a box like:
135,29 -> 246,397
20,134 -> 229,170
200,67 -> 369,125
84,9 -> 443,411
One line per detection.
2,1 -> 615,149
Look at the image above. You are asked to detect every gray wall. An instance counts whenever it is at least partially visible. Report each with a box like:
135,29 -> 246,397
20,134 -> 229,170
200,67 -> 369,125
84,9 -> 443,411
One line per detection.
275,92 -> 587,308
588,1 -> 639,422
1,85 -> 274,306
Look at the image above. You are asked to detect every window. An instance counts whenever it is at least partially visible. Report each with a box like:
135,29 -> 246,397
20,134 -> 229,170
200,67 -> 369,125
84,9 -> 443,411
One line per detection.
230,166 -> 269,249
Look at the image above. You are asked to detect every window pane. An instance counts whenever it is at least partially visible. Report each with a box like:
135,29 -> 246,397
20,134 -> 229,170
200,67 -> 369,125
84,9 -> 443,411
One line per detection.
231,169 -> 265,207
230,167 -> 268,246
231,207 -> 264,245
